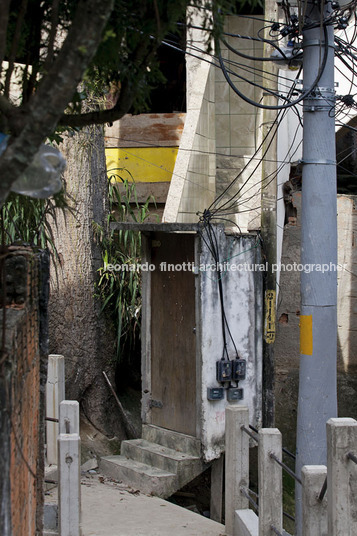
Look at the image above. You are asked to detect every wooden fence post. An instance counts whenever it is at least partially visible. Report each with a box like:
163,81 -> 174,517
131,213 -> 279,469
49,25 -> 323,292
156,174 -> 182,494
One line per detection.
46,354 -> 65,464
225,405 -> 250,536
301,465 -> 327,536
258,428 -> 282,536
327,417 -> 357,536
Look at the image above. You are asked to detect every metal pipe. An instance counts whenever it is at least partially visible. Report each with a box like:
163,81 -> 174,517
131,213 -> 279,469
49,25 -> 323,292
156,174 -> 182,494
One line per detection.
270,452 -> 302,485
347,451 -> 357,464
318,475 -> 327,502
45,417 -> 59,423
240,487 -> 259,512
241,425 -> 259,442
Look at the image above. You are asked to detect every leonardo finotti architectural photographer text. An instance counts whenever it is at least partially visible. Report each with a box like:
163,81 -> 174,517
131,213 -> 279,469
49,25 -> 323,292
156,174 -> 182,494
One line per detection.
103,261 -> 347,274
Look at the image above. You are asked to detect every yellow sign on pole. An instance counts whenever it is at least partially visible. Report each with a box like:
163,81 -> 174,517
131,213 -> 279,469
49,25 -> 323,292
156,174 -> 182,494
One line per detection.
264,289 -> 276,344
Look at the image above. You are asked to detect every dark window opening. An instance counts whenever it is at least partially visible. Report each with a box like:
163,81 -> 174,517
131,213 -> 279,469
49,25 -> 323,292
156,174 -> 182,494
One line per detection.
234,2 -> 264,15
148,40 -> 186,113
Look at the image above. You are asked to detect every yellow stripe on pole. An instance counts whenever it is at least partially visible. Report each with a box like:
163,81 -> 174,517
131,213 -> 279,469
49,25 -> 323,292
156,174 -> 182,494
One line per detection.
300,315 -> 313,355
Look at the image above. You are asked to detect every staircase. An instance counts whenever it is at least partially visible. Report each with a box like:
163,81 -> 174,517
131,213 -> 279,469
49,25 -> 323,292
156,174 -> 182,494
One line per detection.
99,424 -> 206,498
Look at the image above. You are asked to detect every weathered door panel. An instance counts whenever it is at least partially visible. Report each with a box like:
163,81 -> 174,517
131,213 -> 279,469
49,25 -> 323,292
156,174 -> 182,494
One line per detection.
150,232 -> 196,436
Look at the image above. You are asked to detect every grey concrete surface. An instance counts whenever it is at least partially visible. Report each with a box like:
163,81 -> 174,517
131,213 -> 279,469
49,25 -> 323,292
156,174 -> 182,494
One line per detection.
45,474 -> 226,536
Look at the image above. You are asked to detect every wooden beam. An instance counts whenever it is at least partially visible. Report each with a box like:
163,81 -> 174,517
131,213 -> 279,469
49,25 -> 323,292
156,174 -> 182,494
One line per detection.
104,112 -> 185,148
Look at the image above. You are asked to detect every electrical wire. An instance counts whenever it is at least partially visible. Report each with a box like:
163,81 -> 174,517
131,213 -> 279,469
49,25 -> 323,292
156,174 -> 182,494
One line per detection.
199,217 -> 240,360
213,126 -> 354,219
208,101 -> 294,215
216,23 -> 329,111
132,11 -> 357,222
163,37 -> 298,101
214,120 -> 303,216
105,132 -> 305,166
181,38 -> 301,90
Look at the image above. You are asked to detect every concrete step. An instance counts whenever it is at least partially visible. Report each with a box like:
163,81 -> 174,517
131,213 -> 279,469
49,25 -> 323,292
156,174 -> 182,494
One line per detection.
142,425 -> 201,456
121,439 -> 202,486
99,455 -> 177,498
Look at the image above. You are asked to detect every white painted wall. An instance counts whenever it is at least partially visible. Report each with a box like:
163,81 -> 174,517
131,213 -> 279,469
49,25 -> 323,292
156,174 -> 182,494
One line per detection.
276,70 -> 303,292
198,229 -> 263,461
335,16 -> 357,132
163,61 -> 216,222
163,9 -> 216,222
336,196 -> 357,372
215,16 -> 264,233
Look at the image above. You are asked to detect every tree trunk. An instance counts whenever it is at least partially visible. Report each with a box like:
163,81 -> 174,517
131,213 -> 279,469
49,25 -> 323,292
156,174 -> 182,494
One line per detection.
48,126 -> 125,440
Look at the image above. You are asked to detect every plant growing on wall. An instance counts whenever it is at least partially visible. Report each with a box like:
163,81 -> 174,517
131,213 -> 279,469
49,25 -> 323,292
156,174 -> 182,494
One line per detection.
93,177 -> 154,370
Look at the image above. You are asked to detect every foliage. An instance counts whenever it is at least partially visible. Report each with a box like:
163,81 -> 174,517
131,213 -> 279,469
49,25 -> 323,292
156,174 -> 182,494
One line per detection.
0,0 -> 238,131
94,177 -> 154,362
0,186 -> 71,262
0,0 -> 255,203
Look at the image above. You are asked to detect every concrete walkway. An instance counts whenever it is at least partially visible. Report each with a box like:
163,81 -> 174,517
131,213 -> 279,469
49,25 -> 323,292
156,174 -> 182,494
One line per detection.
46,474 -> 226,536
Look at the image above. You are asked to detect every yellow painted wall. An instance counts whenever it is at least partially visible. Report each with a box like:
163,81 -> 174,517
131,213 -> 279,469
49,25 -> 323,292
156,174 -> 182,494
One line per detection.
106,147 -> 178,183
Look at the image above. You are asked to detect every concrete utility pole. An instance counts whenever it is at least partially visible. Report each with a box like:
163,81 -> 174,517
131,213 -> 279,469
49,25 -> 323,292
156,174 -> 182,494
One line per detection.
295,1 -> 338,533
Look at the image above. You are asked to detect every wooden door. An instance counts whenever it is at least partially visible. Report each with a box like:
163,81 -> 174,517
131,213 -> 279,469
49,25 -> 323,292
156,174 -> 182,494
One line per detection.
150,232 -> 196,436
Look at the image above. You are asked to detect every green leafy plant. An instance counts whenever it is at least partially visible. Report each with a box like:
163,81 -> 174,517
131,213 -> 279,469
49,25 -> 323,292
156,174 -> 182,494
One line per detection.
0,187 -> 71,263
94,177 -> 155,364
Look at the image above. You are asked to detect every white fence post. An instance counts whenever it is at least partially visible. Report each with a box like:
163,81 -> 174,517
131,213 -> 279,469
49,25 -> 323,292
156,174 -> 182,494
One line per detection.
58,432 -> 81,536
327,417 -> 357,536
301,465 -> 327,536
225,405 -> 250,536
258,428 -> 282,536
46,354 -> 65,465
59,400 -> 79,435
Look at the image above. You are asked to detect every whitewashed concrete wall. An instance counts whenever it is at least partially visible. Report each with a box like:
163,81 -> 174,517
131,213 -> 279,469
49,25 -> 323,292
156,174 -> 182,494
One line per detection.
198,229 -> 263,461
276,70 -> 303,293
163,15 -> 270,230
215,16 -> 264,233
215,16 -> 263,155
163,9 -> 216,222
335,16 -> 357,131
337,196 -> 357,372
163,62 -> 216,222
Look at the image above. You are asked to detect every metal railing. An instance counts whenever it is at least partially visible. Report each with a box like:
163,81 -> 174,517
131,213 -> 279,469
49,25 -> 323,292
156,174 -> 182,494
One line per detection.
225,406 -> 357,536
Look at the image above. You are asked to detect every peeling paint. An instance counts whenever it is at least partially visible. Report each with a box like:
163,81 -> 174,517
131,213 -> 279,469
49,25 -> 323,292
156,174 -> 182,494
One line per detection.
199,232 -> 263,461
